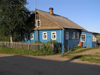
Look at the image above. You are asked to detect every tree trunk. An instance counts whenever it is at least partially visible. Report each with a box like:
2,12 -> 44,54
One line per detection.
10,35 -> 13,43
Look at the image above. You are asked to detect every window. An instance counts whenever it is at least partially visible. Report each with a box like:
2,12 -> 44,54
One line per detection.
30,33 -> 34,40
81,34 -> 86,42
36,20 -> 41,27
43,32 -> 47,40
66,32 -> 69,40
92,35 -> 96,42
51,32 -> 56,40
77,32 -> 79,39
73,32 -> 75,39
24,33 -> 28,40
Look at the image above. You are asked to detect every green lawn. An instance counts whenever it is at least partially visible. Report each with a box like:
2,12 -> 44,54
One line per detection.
62,47 -> 100,64
71,47 -> 99,54
0,45 -> 56,56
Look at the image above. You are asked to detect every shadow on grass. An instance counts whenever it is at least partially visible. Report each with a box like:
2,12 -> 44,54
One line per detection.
64,55 -> 83,64
0,55 -> 100,75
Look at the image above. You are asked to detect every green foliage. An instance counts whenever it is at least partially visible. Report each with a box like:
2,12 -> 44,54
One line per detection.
36,44 -> 54,55
34,40 -> 41,43
0,0 -> 31,41
0,35 -> 10,41
72,47 -> 99,54
0,44 -> 58,55
46,39 -> 58,44
12,32 -> 20,42
69,46 -> 83,51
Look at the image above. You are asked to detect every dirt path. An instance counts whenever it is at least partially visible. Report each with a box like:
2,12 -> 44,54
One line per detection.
71,48 -> 100,55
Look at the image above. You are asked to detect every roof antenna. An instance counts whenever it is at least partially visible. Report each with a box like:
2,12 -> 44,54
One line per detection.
35,0 -> 36,10
35,0 -> 36,19
35,0 -> 37,40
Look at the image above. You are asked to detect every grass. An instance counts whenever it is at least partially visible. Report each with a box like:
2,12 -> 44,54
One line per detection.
62,54 -> 100,64
71,47 -> 99,54
0,45 -> 56,56
69,46 -> 84,51
62,47 -> 100,64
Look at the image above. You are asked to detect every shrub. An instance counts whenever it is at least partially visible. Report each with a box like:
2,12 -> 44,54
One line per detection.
36,44 -> 54,55
34,40 -> 41,43
46,39 -> 58,44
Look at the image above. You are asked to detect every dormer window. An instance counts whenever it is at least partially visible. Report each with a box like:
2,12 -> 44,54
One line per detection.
36,20 -> 41,27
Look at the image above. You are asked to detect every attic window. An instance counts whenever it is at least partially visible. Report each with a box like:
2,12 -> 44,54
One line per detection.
51,32 -> 56,40
36,20 -> 41,27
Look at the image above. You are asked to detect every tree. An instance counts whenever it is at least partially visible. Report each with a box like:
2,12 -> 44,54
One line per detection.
0,0 -> 30,42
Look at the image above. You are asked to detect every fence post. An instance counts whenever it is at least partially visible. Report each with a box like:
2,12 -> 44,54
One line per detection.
28,43 -> 30,50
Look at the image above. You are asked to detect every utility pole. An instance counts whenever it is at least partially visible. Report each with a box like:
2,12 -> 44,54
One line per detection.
35,0 -> 37,40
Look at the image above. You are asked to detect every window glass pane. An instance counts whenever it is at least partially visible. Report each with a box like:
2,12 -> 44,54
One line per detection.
81,35 -> 85,42
24,33 -> 28,40
43,32 -> 47,40
66,32 -> 69,40
37,21 -> 40,26
73,32 -> 75,39
36,20 -> 40,27
52,32 -> 56,40
30,33 -> 34,40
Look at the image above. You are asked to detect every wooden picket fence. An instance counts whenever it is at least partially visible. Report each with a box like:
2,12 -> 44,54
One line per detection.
0,42 -> 54,51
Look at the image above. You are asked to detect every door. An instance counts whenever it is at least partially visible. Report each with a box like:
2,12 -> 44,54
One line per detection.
86,36 -> 92,47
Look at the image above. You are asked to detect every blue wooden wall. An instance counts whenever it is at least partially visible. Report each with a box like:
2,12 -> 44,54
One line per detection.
64,29 -> 81,49
21,29 -> 82,49
39,30 -> 62,43
21,30 -> 62,43
81,31 -> 97,48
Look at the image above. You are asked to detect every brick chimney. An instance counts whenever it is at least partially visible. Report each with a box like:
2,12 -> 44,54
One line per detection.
49,8 -> 54,15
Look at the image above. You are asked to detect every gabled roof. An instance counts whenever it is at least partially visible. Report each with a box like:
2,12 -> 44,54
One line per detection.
36,9 -> 87,31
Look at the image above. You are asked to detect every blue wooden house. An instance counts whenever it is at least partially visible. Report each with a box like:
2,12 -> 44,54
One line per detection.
21,8 -> 98,54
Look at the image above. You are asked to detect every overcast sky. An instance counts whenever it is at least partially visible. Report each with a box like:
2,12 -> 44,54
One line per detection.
26,0 -> 100,33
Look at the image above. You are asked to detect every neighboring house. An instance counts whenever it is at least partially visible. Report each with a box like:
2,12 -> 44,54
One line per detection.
21,8 -> 98,54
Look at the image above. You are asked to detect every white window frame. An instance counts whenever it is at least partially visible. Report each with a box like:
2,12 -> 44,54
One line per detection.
30,33 -> 34,40
43,32 -> 47,40
92,34 -> 97,42
81,34 -> 86,42
73,32 -> 75,39
36,20 -> 41,27
77,32 -> 79,39
66,32 -> 69,40
24,33 -> 28,40
51,32 -> 57,40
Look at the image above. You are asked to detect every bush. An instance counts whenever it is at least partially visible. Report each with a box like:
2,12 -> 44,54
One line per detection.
46,39 -> 58,44
36,44 -> 54,55
34,40 -> 41,43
